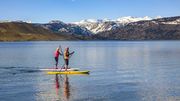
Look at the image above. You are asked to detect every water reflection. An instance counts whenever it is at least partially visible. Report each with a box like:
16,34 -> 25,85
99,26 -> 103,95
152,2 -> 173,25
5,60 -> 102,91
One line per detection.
1,41 -> 180,101
55,75 -> 60,96
64,75 -> 70,100
55,75 -> 71,101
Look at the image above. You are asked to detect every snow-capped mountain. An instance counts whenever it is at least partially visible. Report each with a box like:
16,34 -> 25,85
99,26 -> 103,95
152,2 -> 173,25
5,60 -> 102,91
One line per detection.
72,16 -> 153,33
36,20 -> 92,36
37,16 -> 180,35
1,16 -> 180,41
73,20 -> 119,34
95,16 -> 180,40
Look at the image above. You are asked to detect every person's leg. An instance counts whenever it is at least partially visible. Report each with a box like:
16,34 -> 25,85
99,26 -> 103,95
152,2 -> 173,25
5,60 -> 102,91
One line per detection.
55,57 -> 58,69
67,59 -> 69,69
54,57 -> 57,67
65,59 -> 68,70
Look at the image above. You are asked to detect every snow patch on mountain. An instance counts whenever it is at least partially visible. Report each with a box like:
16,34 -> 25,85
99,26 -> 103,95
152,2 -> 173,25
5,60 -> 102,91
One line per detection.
161,18 -> 180,24
116,16 -> 152,25
73,19 -> 104,24
72,16 -> 154,34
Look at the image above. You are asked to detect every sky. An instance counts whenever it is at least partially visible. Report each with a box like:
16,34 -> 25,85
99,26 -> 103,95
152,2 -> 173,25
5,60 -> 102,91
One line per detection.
0,0 -> 180,23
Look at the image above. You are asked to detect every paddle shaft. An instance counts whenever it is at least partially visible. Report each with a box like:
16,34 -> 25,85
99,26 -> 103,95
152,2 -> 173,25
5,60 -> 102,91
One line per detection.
59,45 -> 66,71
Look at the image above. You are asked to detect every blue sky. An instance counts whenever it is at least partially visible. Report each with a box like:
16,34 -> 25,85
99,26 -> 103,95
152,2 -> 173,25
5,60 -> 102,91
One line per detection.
0,0 -> 180,23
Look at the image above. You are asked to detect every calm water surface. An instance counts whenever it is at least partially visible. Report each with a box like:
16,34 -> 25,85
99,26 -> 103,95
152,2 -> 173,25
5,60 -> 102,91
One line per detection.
0,41 -> 180,101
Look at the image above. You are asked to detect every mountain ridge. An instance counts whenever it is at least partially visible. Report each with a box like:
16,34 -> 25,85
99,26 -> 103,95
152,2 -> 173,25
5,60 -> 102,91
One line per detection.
0,16 -> 180,41
72,16 -> 155,33
95,16 -> 180,40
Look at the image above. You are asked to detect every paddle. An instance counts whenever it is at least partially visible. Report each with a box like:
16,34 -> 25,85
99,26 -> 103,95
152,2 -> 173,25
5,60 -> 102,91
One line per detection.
59,45 -> 66,71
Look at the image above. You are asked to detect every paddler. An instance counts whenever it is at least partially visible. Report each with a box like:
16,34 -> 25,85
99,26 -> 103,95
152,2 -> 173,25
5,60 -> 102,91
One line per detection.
64,47 -> 74,70
54,47 -> 62,69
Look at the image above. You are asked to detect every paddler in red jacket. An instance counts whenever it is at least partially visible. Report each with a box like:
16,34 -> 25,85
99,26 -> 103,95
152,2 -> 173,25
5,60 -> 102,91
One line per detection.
54,47 -> 62,69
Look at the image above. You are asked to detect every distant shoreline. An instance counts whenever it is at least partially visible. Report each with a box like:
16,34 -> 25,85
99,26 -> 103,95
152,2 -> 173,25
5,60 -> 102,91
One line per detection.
0,39 -> 180,42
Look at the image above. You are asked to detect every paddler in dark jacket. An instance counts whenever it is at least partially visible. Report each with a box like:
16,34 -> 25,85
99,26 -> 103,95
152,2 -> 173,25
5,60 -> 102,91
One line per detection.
64,47 -> 74,70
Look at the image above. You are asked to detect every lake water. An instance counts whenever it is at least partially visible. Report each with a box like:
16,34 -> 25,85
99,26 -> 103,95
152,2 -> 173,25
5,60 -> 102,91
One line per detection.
0,41 -> 180,101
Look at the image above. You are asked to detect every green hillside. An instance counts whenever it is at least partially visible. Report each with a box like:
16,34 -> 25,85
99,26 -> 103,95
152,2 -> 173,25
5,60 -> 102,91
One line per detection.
0,22 -> 78,41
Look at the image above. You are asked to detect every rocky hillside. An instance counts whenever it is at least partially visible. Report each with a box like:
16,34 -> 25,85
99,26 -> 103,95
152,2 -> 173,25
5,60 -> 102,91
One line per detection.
36,20 -> 92,36
94,16 -> 180,40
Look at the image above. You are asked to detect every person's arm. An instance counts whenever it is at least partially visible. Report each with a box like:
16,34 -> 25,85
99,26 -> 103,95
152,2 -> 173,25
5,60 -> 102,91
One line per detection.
69,51 -> 75,56
59,51 -> 63,56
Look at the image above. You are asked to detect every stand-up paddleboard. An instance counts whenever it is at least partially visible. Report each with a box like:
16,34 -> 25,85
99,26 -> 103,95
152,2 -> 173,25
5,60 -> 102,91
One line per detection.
47,70 -> 90,75
39,68 -> 79,72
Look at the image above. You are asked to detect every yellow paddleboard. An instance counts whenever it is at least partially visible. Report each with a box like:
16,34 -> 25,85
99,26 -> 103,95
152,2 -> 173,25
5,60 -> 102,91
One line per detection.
47,70 -> 90,75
